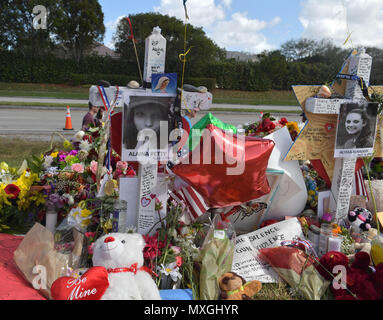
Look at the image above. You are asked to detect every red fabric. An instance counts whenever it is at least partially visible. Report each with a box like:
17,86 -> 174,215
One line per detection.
51,267 -> 109,300
172,124 -> 275,208
0,234 -> 46,300
111,111 -> 123,156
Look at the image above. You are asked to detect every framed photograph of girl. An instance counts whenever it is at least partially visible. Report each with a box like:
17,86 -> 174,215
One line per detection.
122,93 -> 178,162
334,101 -> 379,158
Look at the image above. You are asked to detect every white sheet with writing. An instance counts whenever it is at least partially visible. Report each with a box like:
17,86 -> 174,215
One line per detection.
232,218 -> 304,283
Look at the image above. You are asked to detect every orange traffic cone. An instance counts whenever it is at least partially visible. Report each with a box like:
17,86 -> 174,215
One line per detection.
63,105 -> 73,130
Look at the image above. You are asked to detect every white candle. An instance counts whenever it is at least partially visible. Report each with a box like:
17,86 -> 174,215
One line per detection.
327,235 -> 343,252
45,207 -> 57,234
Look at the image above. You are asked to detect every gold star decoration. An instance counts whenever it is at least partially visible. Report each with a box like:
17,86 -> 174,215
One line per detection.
285,51 -> 383,180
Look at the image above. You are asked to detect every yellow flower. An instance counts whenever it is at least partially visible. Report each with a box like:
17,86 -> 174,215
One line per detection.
78,200 -> 87,209
50,151 -> 59,158
287,121 -> 299,133
63,139 -> 72,150
308,190 -> 316,196
80,209 -> 92,218
0,162 -> 9,171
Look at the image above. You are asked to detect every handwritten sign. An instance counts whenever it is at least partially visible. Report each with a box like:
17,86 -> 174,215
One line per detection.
330,158 -> 356,220
305,97 -> 348,114
143,27 -> 166,84
231,218 -> 304,283
137,163 -> 158,234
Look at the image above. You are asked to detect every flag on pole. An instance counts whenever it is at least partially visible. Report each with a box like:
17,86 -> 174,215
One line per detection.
183,0 -> 189,20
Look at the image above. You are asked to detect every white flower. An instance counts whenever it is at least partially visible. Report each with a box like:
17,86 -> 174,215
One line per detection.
46,167 -> 59,175
79,140 -> 91,152
43,155 -> 53,169
73,130 -> 85,142
62,193 -> 74,206
77,149 -> 89,161
158,262 -> 182,283
126,225 -> 137,233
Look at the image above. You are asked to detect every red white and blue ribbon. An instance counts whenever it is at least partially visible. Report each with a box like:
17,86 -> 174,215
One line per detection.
280,238 -> 319,258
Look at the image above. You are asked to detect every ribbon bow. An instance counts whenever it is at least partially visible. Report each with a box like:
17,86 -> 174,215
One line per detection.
107,263 -> 138,275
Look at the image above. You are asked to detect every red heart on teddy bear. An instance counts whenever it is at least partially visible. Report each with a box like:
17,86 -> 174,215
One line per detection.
51,266 -> 109,300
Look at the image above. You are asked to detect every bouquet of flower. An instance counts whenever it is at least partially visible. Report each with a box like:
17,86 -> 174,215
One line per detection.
141,199 -> 204,297
243,112 -> 300,141
0,161 -> 45,233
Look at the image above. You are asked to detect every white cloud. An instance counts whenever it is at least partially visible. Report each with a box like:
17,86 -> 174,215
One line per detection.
299,0 -> 383,48
105,15 -> 125,33
154,0 -> 280,53
211,12 -> 280,52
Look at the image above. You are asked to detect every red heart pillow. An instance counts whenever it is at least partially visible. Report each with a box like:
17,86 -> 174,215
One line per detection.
51,267 -> 109,300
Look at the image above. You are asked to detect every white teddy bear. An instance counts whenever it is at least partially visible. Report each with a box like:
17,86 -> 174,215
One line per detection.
92,232 -> 161,300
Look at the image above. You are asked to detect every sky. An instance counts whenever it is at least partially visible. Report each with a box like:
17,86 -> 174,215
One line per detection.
99,0 -> 383,54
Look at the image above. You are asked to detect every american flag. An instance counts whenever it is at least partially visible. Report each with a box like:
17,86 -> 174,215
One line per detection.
169,185 -> 209,221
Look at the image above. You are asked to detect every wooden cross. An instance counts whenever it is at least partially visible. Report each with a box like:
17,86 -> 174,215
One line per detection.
285,49 -> 383,221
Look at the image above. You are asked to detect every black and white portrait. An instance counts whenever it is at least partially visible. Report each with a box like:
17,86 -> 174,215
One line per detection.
122,94 -> 177,161
334,102 -> 378,158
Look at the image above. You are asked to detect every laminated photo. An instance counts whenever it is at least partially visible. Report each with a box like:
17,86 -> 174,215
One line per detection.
122,94 -> 177,162
334,102 -> 379,158
152,73 -> 177,94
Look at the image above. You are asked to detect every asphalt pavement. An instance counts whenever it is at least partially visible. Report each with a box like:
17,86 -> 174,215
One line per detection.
0,96 -> 303,140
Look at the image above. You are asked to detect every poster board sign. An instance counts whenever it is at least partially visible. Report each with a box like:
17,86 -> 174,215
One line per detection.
121,92 -> 177,162
231,218 -> 305,283
334,102 -> 378,158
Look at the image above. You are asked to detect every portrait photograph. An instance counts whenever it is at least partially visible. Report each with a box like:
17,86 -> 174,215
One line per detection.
122,94 -> 177,161
334,102 -> 379,158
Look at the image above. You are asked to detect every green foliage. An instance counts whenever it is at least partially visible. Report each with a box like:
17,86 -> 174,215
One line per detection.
52,0 -> 105,63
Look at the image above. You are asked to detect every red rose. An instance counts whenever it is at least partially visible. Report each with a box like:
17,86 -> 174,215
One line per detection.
4,184 -> 21,199
279,117 -> 288,125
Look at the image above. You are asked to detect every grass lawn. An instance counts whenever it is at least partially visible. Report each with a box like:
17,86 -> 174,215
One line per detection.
0,136 -> 51,168
0,82 -> 298,106
212,89 -> 297,106
0,82 -> 90,99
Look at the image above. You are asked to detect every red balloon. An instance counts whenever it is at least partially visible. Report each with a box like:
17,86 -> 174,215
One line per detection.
172,124 -> 275,208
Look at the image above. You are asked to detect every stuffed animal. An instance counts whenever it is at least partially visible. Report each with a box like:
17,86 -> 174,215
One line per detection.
218,272 -> 261,300
92,233 -> 161,300
316,251 -> 382,300
51,233 -> 161,300
348,207 -> 373,232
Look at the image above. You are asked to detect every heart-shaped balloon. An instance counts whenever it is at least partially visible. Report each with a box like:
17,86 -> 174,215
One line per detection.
51,267 -> 109,300
141,197 -> 151,207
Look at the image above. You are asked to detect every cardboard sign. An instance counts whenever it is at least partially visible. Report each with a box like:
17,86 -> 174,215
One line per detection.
231,218 -> 304,283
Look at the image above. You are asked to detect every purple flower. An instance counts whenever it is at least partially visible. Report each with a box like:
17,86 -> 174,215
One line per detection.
69,149 -> 79,156
322,212 -> 333,222
47,193 -> 64,208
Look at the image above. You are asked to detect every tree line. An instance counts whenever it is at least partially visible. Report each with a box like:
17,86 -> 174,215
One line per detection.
1,2 -> 383,90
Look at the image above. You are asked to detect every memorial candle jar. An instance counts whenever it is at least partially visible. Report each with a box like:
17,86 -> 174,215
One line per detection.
318,223 -> 332,256
327,233 -> 343,253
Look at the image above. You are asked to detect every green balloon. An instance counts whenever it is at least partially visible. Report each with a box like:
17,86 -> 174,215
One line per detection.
187,113 -> 237,151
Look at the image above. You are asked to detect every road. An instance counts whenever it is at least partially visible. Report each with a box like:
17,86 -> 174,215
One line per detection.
0,108 -> 303,140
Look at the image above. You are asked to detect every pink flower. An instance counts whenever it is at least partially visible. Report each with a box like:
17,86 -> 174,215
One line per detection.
88,243 -> 95,255
90,160 -> 98,175
71,163 -> 84,173
171,246 -> 181,254
116,161 -> 128,171
176,256 -> 183,267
